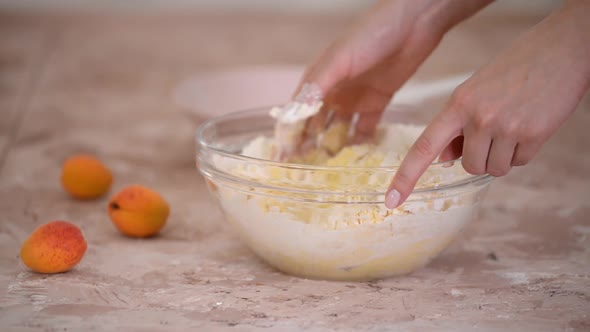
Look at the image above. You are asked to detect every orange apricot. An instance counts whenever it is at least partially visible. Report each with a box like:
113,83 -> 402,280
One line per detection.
107,185 -> 169,238
61,154 -> 113,199
20,221 -> 87,274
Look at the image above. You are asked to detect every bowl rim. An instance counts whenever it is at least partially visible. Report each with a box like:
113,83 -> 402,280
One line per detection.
198,160 -> 492,202
198,105 -> 468,169
195,105 -> 493,195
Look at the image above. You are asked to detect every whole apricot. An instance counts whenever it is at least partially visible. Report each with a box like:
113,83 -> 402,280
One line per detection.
61,154 -> 113,199
20,221 -> 87,274
107,185 -> 169,238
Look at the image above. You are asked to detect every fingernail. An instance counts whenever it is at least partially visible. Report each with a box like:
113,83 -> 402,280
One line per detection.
385,189 -> 400,209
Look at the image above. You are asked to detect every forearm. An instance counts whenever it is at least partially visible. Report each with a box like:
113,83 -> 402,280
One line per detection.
418,0 -> 495,36
363,0 -> 494,37
560,0 -> 590,86
349,0 -> 494,60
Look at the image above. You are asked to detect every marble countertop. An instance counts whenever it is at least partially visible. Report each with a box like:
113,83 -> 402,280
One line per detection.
0,11 -> 588,332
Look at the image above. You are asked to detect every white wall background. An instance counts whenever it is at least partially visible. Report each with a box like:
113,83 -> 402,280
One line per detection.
0,0 -> 561,16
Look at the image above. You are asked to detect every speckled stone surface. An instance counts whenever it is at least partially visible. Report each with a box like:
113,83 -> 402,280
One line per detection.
0,11 -> 589,332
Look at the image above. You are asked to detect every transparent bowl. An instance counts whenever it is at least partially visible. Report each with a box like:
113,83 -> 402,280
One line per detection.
196,105 -> 493,281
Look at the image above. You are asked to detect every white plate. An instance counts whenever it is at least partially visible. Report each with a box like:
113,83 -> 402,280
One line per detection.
174,65 -> 304,120
174,65 -> 471,120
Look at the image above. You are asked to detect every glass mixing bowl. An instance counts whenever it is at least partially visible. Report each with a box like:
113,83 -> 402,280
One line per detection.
196,105 -> 493,281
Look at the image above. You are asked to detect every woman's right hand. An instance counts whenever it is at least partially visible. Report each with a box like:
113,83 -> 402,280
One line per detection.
386,0 -> 590,209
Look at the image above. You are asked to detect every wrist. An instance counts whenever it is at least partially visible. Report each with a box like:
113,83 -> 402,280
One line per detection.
418,0 -> 494,36
554,0 -> 590,88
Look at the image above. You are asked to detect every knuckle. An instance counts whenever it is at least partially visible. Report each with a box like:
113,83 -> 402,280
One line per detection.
472,109 -> 497,131
500,118 -> 521,138
450,86 -> 474,111
439,108 -> 463,130
487,166 -> 510,177
511,155 -> 530,167
461,159 -> 485,175
519,125 -> 545,143
412,135 -> 435,158
511,159 -> 527,167
451,85 -> 494,121
512,143 -> 541,166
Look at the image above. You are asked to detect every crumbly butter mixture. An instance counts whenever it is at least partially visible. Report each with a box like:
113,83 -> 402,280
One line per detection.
211,119 -> 479,279
217,123 -> 471,228
243,123 -> 424,167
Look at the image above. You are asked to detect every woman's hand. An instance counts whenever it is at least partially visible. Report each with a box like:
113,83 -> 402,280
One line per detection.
295,0 -> 493,144
386,0 -> 590,208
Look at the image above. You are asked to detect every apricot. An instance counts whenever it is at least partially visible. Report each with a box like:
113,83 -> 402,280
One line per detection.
20,221 -> 87,274
107,185 -> 169,238
61,154 -> 113,199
